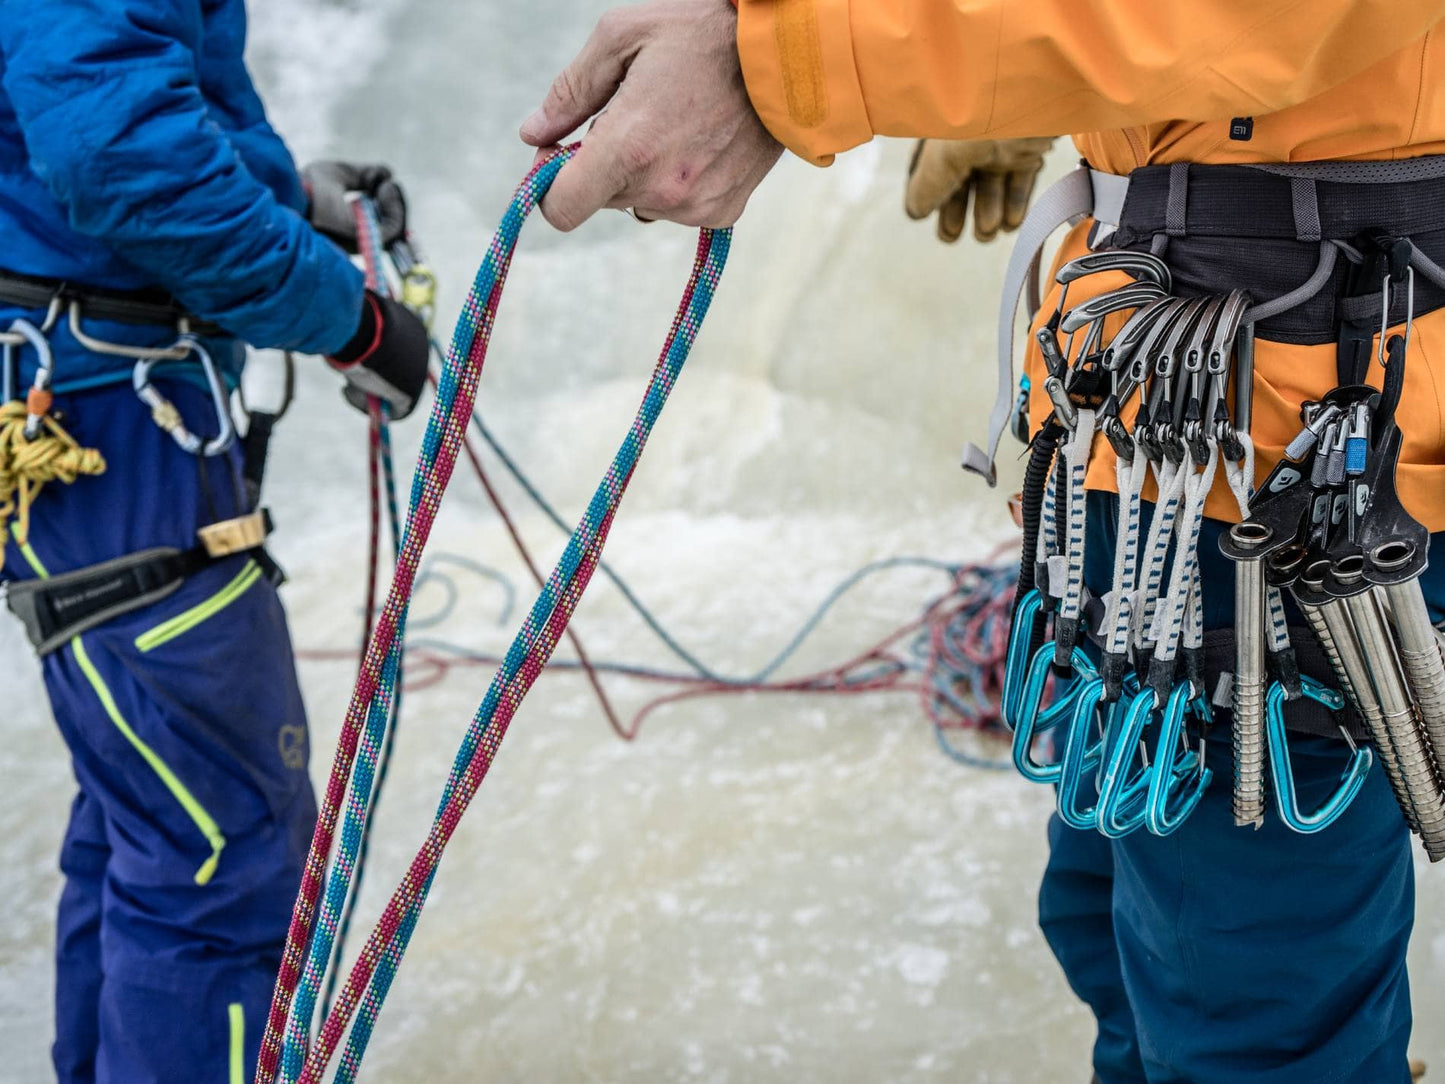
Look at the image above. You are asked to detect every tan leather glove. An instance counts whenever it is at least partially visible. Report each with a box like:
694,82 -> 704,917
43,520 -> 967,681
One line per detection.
905,138 -> 1055,243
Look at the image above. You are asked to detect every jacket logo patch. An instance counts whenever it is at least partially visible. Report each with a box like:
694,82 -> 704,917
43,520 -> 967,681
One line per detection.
278,725 -> 308,771
1230,117 -> 1254,142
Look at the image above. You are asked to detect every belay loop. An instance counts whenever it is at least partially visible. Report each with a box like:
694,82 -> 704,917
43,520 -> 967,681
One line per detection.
255,146 -> 731,1084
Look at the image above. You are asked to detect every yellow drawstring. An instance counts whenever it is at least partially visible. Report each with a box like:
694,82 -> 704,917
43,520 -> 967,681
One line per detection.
0,399 -> 106,547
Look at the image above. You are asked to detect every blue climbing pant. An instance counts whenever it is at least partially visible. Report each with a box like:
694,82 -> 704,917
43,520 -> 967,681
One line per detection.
2,380 -> 316,1084
1038,494 -> 1417,1084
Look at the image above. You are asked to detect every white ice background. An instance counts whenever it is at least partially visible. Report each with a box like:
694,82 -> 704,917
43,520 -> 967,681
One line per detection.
2,1 -> 1441,1080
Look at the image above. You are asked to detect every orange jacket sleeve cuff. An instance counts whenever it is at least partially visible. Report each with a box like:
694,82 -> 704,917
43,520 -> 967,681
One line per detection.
736,0 -> 873,166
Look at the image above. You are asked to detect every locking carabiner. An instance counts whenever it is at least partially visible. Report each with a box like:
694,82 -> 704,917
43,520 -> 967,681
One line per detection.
1266,677 -> 1374,834
132,336 -> 236,457
4,319 -> 54,440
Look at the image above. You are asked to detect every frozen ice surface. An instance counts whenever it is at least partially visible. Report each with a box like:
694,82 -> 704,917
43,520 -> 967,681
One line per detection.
1,1 -> 1441,1080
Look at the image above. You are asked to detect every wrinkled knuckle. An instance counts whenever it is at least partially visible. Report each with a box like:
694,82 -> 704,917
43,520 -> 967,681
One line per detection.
650,165 -> 700,212
551,65 -> 584,111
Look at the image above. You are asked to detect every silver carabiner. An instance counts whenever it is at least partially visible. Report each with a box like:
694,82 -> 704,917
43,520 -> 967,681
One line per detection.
132,336 -> 236,457
1378,267 -> 1415,366
5,318 -> 55,440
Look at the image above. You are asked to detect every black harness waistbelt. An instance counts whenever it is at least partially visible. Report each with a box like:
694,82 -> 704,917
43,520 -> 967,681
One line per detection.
1112,159 -> 1445,244
0,267 -> 226,337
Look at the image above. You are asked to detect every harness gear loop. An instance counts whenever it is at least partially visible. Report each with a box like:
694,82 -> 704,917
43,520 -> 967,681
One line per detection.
0,318 -> 106,548
69,298 -> 195,361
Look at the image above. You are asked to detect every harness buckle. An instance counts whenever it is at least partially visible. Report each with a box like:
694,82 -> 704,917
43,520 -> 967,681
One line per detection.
198,509 -> 273,558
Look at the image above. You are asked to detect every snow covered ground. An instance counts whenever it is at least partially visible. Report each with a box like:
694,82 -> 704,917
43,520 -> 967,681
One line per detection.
2,1 -> 1442,1080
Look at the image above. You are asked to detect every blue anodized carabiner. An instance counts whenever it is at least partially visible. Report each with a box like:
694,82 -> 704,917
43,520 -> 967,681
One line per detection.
1266,677 -> 1373,833
1142,682 -> 1214,836
1012,639 -> 1099,783
1055,677 -> 1110,829
1003,588 -> 1082,734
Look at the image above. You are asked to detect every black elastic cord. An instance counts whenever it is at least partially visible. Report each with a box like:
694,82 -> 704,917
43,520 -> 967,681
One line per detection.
1015,420 -> 1064,660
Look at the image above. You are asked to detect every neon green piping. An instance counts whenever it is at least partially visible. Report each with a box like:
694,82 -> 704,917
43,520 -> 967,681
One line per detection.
135,559 -> 262,653
228,1002 -> 245,1084
14,529 -> 226,885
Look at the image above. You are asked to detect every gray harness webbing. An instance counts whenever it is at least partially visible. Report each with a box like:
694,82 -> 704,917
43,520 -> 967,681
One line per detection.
965,168 -> 1127,485
967,155 -> 1445,486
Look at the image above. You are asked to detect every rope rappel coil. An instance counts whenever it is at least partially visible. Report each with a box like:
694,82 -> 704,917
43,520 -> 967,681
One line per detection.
256,146 -> 730,1084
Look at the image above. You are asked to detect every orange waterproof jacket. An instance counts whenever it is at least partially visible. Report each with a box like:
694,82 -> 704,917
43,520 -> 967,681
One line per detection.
736,1 -> 1445,526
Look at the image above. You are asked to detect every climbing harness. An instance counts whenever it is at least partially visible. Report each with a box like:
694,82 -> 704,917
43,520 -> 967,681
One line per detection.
1,272 -> 280,653
982,157 -> 1445,857
255,147 -> 729,1084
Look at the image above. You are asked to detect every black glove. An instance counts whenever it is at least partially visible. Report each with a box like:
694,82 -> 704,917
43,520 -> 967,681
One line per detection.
328,292 -> 429,419
302,161 -> 407,253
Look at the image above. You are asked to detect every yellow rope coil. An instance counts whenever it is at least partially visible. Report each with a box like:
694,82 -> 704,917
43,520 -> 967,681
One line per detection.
0,400 -> 106,546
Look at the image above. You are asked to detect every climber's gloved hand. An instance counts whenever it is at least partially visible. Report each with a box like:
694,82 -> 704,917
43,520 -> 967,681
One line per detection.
905,138 -> 1055,244
328,291 -> 430,419
302,161 -> 408,252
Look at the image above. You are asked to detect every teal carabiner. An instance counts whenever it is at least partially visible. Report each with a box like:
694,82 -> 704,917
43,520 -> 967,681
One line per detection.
1143,683 -> 1214,837
1057,675 -> 1145,830
1002,589 -> 1044,730
1002,588 -> 1080,734
1095,685 -> 1159,837
1012,641 -> 1098,783
1056,678 -> 1109,829
1266,677 -> 1374,834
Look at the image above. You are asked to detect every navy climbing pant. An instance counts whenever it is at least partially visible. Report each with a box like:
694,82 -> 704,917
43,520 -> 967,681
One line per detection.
2,380 -> 316,1084
1039,495 -> 1418,1084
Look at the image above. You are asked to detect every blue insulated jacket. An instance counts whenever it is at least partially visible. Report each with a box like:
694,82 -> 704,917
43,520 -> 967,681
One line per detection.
0,0 -> 363,390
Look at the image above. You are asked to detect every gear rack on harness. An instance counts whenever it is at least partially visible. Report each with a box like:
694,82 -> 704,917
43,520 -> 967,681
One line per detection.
1,278 -> 285,650
981,160 -> 1445,859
